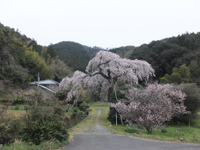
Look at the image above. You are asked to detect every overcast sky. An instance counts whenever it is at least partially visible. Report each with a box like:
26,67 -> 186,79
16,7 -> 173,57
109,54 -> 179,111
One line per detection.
1,0 -> 200,48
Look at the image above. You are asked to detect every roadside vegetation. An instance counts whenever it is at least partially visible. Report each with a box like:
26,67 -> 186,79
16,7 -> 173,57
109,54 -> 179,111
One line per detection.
108,123 -> 200,143
0,91 -> 89,150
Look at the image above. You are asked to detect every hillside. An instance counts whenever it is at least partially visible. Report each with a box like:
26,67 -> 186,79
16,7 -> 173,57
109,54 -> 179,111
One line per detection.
109,46 -> 135,58
0,23 -> 72,99
129,32 -> 200,84
53,41 -> 102,72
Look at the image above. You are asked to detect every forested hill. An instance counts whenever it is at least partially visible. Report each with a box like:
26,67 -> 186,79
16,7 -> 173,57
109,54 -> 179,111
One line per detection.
109,46 -> 135,58
53,41 -> 102,72
129,32 -> 200,84
0,23 -> 72,98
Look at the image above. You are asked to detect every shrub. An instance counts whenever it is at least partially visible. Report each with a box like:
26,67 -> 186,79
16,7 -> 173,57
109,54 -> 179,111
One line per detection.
91,90 -> 100,102
170,83 -> 200,124
124,127 -> 139,134
13,95 -> 26,105
55,89 -> 70,101
19,93 -> 69,145
161,128 -> 167,133
20,112 -> 68,145
0,105 -> 21,145
14,105 -> 19,110
109,86 -> 128,103
0,100 -> 13,104
71,107 -> 79,113
107,107 -> 121,124
54,106 -> 65,116
80,89 -> 89,102
78,101 -> 89,112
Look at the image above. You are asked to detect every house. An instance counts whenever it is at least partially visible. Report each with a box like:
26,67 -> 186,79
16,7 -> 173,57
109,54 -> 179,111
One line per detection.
23,79 -> 59,99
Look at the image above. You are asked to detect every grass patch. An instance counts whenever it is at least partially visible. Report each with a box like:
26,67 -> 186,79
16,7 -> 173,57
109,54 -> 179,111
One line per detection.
2,139 -> 70,150
107,123 -> 200,143
7,110 -> 25,118
193,114 -> 200,128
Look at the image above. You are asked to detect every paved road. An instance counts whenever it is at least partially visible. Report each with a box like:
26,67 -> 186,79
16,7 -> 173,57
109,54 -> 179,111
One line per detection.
63,108 -> 200,150
64,134 -> 200,150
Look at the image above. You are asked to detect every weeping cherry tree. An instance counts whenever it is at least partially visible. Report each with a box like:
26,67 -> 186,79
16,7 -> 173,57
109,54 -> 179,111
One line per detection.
59,51 -> 155,101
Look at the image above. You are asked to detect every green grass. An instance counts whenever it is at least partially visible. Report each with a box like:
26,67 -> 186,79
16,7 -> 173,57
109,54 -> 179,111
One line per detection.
193,113 -> 200,128
2,139 -> 70,150
107,121 -> 200,143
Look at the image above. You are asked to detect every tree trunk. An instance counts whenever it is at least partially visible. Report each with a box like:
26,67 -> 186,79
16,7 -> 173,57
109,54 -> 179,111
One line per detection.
108,85 -> 114,102
146,127 -> 153,134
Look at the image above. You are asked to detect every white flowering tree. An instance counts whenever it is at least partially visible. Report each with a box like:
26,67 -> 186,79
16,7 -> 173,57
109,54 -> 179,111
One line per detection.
111,83 -> 189,134
59,51 -> 155,101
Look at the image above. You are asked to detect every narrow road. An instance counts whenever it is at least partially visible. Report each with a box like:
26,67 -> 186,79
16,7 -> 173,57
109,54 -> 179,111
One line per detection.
63,105 -> 200,150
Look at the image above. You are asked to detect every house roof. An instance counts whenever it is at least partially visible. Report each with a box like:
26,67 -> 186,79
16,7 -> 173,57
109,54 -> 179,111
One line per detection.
39,85 -> 56,93
23,84 -> 56,94
29,79 -> 59,85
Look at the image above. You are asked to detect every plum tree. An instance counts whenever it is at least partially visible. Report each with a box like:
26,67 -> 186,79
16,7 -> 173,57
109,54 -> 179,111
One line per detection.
111,83 -> 189,134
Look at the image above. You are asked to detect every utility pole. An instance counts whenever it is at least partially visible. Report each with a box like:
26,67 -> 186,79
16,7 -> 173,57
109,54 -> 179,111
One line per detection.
36,72 -> 40,108
116,111 -> 117,126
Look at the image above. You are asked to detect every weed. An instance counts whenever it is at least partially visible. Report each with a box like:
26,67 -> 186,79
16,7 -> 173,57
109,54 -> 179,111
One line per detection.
14,105 -> 19,110
124,127 -> 140,134
161,128 -> 167,133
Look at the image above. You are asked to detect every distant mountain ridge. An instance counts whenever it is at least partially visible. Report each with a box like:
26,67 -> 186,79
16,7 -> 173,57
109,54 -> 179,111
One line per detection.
53,41 -> 103,72
53,41 -> 136,73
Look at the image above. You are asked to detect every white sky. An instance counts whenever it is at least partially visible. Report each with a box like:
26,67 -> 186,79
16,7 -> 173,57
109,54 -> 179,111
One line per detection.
1,0 -> 200,48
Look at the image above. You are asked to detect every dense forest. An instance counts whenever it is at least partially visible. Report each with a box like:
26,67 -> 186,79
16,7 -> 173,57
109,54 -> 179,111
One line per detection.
53,41 -> 102,72
128,32 -> 200,84
0,23 -> 72,98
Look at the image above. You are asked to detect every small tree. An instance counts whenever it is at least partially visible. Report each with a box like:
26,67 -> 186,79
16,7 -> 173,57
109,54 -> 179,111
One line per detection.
111,83 -> 189,134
